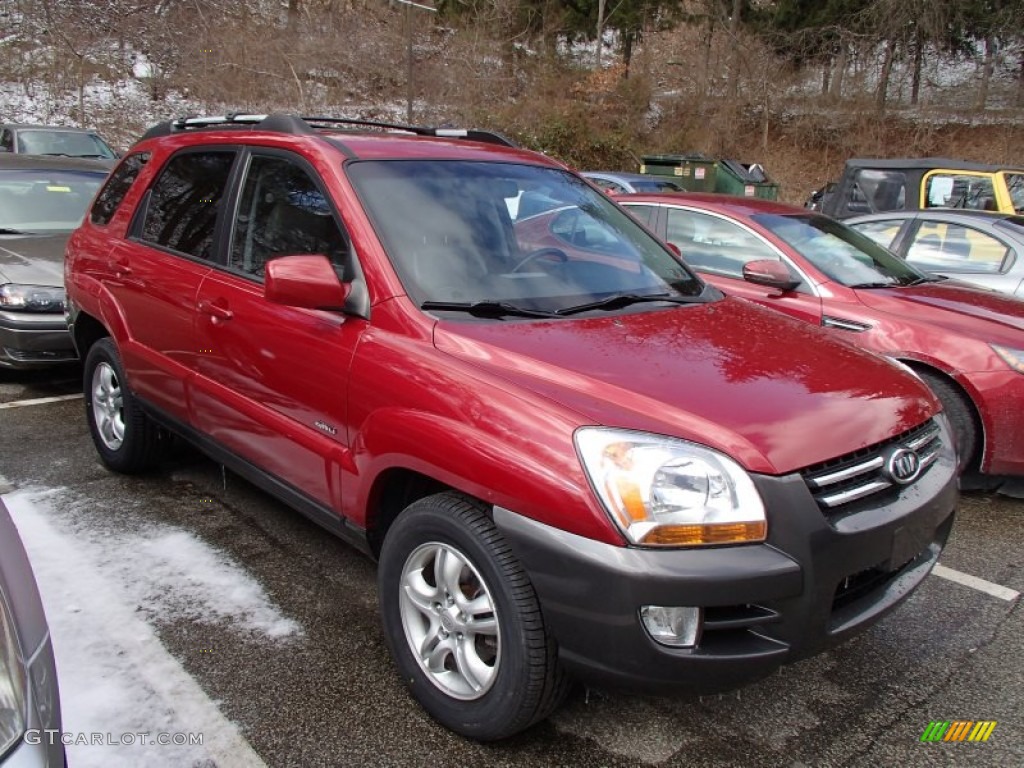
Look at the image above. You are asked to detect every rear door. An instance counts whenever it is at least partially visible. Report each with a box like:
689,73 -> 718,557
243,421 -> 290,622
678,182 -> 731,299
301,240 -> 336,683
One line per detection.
113,148 -> 237,422
192,149 -> 363,510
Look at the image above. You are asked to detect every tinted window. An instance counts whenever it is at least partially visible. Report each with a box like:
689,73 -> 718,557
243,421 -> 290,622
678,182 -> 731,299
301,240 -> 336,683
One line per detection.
850,170 -> 906,213
632,180 -> 684,193
665,208 -> 780,278
90,152 -> 149,225
229,155 -> 349,279
0,130 -> 12,152
140,151 -> 235,260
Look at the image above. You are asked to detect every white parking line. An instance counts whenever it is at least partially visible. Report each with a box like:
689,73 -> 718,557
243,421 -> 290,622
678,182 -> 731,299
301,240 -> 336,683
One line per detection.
933,564 -> 1020,601
0,393 -> 83,409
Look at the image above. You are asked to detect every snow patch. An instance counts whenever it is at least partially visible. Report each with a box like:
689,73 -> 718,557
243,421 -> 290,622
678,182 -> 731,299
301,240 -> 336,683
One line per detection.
3,487 -> 300,767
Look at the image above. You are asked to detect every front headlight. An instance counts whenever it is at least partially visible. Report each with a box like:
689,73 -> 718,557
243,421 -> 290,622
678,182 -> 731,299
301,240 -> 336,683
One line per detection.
0,598 -> 27,757
991,344 -> 1024,374
0,284 -> 67,313
574,428 -> 767,547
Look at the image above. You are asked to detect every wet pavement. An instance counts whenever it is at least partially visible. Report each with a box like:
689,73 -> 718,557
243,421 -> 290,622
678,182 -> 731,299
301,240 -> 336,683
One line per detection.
1,367 -> 1021,768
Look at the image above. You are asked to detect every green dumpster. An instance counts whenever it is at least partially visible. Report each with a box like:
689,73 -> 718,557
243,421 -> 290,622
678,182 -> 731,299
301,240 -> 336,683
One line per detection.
639,154 -> 718,193
715,159 -> 780,200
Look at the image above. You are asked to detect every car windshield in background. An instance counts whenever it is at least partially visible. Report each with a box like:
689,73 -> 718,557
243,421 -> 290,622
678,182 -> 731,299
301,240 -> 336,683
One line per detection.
348,160 -> 707,314
17,129 -> 116,159
753,213 -> 931,288
0,169 -> 106,233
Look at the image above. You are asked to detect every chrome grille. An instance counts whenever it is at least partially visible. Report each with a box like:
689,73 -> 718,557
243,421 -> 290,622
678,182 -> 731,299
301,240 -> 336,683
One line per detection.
802,419 -> 943,512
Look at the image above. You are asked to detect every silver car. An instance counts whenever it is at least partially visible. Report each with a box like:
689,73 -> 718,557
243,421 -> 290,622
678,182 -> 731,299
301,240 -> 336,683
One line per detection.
848,210 -> 1024,298
0,498 -> 64,767
581,171 -> 686,195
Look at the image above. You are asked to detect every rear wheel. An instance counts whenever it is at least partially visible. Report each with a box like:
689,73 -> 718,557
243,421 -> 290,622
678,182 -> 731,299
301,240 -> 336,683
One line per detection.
83,338 -> 164,473
378,492 -> 569,740
918,370 -> 979,473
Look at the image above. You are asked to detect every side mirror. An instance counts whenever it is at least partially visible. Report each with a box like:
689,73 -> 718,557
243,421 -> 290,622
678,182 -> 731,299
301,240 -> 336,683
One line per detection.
265,254 -> 350,310
665,242 -> 682,257
742,259 -> 800,292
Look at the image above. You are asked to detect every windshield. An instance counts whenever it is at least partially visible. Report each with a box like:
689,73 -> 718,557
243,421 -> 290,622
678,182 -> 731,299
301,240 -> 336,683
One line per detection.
348,160 -> 707,314
753,213 -> 930,287
17,129 -> 117,159
0,169 -> 106,233
1007,173 -> 1024,214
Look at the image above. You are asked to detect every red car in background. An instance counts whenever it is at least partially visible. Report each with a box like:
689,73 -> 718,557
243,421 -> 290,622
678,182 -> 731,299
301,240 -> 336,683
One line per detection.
620,193 -> 1024,485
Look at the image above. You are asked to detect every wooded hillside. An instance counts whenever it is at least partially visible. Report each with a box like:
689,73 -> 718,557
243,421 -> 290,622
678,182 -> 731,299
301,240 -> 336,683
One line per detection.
1,0 -> 1021,200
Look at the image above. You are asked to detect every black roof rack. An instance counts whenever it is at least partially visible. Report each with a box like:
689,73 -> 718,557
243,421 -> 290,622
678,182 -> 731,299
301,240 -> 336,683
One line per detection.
136,113 -> 517,148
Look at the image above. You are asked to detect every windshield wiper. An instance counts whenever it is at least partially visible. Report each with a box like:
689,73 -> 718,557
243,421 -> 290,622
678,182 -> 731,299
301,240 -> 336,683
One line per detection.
556,292 -> 702,316
420,300 -> 559,318
848,281 -> 897,289
901,276 -> 939,285
0,228 -> 28,235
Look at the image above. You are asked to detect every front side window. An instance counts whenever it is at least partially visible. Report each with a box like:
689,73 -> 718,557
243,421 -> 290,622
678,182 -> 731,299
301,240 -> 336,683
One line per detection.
665,208 -> 781,279
347,160 -> 706,313
90,152 -> 149,225
0,130 -> 13,152
0,168 -> 107,233
924,173 -> 997,211
906,221 -> 1011,274
753,213 -> 927,288
139,151 -> 236,260
229,155 -> 349,280
850,169 -> 906,213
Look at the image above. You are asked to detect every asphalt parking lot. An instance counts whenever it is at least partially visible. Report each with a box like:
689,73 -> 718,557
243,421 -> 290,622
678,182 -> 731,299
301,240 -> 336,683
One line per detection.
1,366 -> 1022,768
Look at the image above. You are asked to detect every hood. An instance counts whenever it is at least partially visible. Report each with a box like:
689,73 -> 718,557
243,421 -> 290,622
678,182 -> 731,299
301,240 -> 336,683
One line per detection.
855,281 -> 1024,341
0,234 -> 70,287
433,297 -> 936,475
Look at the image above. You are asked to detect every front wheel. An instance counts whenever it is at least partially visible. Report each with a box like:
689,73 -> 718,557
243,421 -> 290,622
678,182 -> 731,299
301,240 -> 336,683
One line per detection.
378,492 -> 569,740
919,370 -> 979,473
83,338 -> 164,473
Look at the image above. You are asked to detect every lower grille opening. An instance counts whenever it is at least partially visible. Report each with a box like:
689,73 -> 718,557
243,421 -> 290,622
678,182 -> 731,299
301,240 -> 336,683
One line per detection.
832,559 -> 915,613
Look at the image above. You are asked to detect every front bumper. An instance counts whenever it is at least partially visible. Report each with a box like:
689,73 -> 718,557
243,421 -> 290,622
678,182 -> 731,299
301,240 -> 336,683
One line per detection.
494,455 -> 957,694
0,311 -> 77,369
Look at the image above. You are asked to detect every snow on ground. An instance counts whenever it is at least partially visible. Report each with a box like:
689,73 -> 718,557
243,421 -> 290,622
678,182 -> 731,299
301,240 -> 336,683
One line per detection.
4,487 -> 302,768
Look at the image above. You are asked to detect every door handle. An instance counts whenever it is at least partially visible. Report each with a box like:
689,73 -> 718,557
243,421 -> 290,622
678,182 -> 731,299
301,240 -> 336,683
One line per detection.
114,259 -> 132,277
198,299 -> 234,322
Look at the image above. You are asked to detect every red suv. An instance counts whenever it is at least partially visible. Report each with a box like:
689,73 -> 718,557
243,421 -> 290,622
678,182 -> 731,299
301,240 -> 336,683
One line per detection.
65,114 -> 958,740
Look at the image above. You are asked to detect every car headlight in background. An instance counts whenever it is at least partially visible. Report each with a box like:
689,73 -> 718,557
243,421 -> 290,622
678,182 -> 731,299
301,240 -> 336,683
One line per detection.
991,344 -> 1024,374
574,428 -> 767,547
0,597 -> 27,757
0,284 -> 67,313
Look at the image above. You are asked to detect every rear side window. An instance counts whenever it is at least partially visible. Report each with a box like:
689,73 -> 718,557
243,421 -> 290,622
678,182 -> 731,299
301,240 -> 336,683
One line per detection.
850,170 -> 906,213
924,173 -> 996,211
90,152 -> 149,225
139,151 -> 235,260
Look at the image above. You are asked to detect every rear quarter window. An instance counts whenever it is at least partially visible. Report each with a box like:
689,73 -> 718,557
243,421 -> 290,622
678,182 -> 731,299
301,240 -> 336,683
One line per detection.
90,152 -> 149,225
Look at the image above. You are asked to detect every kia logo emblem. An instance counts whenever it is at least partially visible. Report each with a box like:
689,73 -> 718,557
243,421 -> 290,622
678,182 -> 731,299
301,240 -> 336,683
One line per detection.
887,447 -> 922,485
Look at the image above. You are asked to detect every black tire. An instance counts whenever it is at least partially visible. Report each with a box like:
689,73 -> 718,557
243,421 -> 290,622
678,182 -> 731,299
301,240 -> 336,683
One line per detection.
83,337 -> 164,473
919,370 -> 979,472
378,492 -> 569,741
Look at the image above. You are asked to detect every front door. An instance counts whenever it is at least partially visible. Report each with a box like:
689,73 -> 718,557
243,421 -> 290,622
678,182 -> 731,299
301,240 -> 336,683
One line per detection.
191,150 -> 363,511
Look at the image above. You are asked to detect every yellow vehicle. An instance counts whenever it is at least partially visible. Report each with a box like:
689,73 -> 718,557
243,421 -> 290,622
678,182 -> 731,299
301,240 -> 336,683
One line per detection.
811,158 -> 1024,219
